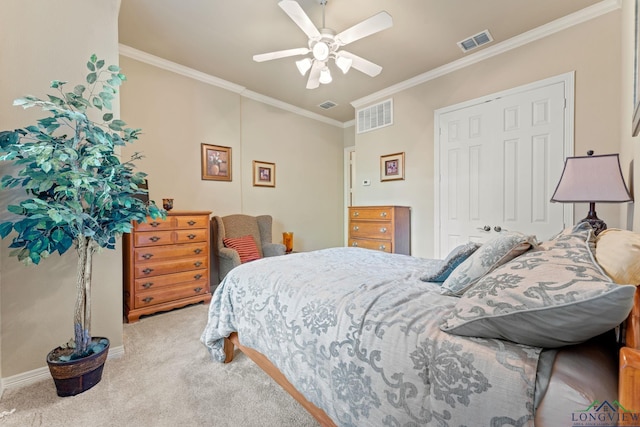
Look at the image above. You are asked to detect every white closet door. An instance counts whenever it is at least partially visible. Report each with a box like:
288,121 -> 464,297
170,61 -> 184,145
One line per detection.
437,79 -> 569,257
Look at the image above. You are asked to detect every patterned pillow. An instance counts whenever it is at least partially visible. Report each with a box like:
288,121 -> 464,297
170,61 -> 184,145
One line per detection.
440,232 -> 537,296
420,242 -> 481,282
223,235 -> 261,263
440,222 -> 636,348
595,228 -> 640,285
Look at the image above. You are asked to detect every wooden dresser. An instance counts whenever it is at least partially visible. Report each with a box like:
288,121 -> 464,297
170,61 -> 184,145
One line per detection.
348,206 -> 411,255
123,211 -> 212,322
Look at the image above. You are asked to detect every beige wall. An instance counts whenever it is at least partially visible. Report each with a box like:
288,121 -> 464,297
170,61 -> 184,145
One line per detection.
0,0 -> 122,377
354,9 -> 624,258
119,57 -> 345,256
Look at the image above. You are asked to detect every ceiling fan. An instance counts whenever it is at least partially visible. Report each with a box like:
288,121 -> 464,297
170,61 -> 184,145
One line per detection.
253,0 -> 392,89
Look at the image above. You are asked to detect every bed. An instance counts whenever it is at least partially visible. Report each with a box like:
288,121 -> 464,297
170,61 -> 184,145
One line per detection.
201,223 -> 640,426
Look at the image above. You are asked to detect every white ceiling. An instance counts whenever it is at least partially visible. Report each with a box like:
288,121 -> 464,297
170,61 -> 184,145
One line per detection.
118,0 -> 604,124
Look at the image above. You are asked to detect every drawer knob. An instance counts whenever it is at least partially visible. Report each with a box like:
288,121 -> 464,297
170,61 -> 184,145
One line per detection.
379,244 -> 386,250
149,236 -> 161,242
142,282 -> 153,289
142,268 -> 154,275
150,222 -> 160,228
380,212 -> 387,217
187,234 -> 196,239
353,212 -> 359,217
351,242 -> 358,247
194,274 -> 203,280
380,227 -> 387,233
142,297 -> 154,304
142,253 -> 153,260
194,287 -> 203,293
353,226 -> 359,231
194,261 -> 203,267
194,248 -> 202,254
188,220 -> 196,226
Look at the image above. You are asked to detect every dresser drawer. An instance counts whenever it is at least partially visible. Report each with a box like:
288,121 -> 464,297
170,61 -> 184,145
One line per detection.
134,230 -> 174,247
134,217 -> 175,232
175,215 -> 208,229
349,221 -> 393,239
348,238 -> 392,253
175,228 -> 208,243
133,242 -> 207,263
349,207 -> 395,221
134,282 -> 209,308
134,256 -> 208,279
134,268 -> 208,292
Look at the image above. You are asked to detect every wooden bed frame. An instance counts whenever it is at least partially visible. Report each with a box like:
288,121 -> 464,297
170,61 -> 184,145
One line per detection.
225,286 -> 640,426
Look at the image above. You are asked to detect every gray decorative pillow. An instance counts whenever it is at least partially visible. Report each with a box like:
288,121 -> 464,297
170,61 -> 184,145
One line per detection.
440,232 -> 537,296
420,242 -> 481,282
439,222 -> 636,348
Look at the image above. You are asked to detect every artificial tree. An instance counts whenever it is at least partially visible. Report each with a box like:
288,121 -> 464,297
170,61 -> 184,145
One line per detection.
0,54 -> 163,360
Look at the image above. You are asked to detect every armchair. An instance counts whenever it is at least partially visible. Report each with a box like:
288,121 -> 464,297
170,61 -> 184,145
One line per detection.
212,214 -> 286,282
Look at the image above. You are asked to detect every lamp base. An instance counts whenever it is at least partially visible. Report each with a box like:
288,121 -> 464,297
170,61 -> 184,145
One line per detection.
580,204 -> 607,236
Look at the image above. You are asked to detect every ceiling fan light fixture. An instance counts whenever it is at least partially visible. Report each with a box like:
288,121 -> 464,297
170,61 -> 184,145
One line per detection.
312,41 -> 330,61
295,57 -> 313,75
335,55 -> 353,74
319,67 -> 332,84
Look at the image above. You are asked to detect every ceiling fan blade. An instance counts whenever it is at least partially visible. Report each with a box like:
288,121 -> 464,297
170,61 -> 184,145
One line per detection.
335,11 -> 392,46
278,0 -> 321,40
306,61 -> 323,89
253,47 -> 310,62
338,51 -> 382,77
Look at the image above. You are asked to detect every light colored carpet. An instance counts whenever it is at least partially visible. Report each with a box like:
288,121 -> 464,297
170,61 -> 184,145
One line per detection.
0,303 -> 319,427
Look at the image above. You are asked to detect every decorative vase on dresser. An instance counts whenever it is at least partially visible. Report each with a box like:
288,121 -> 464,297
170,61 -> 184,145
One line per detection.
123,211 -> 212,322
348,206 -> 411,255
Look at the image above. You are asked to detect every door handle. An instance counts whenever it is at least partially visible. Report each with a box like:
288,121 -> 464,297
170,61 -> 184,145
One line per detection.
494,226 -> 502,232
478,225 -> 491,232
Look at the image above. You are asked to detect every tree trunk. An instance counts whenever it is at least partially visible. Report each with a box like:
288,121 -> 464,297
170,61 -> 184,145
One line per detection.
74,236 -> 95,356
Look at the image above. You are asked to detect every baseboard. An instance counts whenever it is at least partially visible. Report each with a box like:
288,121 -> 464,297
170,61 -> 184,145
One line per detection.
1,344 -> 124,390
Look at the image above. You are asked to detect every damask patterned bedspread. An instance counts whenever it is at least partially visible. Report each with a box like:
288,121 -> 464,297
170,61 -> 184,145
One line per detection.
201,247 -> 542,426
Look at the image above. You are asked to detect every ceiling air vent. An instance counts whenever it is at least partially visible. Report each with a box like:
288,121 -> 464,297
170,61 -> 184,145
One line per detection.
457,29 -> 493,53
318,100 -> 338,110
357,98 -> 393,134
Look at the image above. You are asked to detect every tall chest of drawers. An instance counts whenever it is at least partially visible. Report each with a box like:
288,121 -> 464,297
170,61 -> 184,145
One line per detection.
348,206 -> 411,255
123,211 -> 212,322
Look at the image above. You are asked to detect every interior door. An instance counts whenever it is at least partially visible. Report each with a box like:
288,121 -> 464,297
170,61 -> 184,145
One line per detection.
437,79 -> 569,256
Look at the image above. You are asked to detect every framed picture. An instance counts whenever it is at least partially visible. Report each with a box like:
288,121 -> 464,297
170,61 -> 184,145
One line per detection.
634,0 -> 640,136
380,152 -> 405,182
201,144 -> 231,181
253,160 -> 275,187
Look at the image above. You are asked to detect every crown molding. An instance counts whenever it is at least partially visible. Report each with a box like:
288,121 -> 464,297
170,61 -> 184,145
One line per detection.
351,0 -> 621,109
118,44 -> 345,128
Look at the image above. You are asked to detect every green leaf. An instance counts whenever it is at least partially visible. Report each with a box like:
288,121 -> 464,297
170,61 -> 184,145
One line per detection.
90,53 -> 97,63
73,85 -> 86,96
87,61 -> 95,72
102,113 -> 113,122
92,97 -> 103,110
0,222 -> 13,238
86,73 -> 97,84
96,60 -> 105,70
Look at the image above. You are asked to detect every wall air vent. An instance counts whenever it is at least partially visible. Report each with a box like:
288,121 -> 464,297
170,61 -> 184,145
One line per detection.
318,100 -> 338,110
356,98 -> 393,134
457,29 -> 493,53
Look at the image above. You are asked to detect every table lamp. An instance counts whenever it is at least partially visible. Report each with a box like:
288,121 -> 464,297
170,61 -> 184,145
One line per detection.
551,151 -> 632,235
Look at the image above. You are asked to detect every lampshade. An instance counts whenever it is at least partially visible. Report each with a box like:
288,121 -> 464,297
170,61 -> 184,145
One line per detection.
295,58 -> 312,76
335,55 -> 353,74
319,67 -> 332,84
551,153 -> 632,203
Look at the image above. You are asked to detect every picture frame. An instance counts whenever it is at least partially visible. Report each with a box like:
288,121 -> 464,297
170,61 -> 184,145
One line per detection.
201,144 -> 231,181
380,152 -> 405,182
253,160 -> 275,187
633,0 -> 640,136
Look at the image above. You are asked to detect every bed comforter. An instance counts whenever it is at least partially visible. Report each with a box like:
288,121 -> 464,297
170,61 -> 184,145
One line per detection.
201,247 -> 543,426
